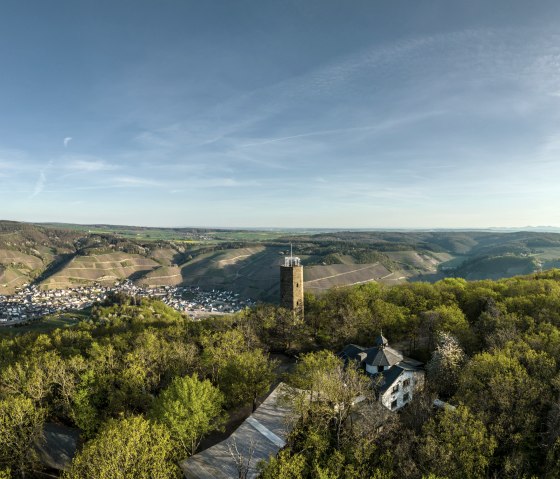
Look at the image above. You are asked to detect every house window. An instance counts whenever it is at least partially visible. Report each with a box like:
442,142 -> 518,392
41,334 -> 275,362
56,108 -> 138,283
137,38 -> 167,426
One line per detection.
378,366 -> 385,372
392,384 -> 399,393
391,399 -> 398,409
403,379 -> 411,388
403,392 -> 410,402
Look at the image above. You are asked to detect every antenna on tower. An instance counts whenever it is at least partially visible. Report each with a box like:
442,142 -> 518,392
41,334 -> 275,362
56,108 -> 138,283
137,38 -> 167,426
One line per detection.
284,242 -> 300,267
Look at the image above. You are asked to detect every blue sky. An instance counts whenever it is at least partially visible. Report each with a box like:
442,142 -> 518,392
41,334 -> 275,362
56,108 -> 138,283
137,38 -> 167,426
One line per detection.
2,0 -> 560,228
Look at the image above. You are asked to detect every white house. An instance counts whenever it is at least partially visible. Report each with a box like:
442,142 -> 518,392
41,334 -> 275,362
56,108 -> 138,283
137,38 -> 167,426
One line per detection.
340,334 -> 424,411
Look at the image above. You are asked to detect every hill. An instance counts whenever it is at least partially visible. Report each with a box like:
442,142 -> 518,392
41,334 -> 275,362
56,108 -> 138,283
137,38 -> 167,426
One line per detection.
4,221 -> 560,300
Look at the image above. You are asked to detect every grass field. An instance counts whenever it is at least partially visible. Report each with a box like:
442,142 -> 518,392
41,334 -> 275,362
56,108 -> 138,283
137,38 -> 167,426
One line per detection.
41,223 -> 303,243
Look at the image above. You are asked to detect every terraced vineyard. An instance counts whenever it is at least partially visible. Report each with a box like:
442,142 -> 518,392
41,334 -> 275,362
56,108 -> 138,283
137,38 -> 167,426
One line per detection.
4,221 -> 560,301
41,253 -> 163,289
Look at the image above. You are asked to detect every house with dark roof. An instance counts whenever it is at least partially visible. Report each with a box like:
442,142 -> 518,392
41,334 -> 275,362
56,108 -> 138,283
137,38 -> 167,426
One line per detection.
340,334 -> 424,411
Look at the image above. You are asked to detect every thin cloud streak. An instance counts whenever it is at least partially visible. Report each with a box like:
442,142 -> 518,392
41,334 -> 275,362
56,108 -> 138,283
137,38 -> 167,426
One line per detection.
30,171 -> 46,199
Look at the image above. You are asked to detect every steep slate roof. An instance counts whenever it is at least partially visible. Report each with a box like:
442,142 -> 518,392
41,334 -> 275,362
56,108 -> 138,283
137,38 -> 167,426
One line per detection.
367,346 -> 403,367
180,383 -> 297,479
340,336 -> 423,394
340,343 -> 403,368
374,333 -> 389,348
378,365 -> 405,393
340,344 -> 365,361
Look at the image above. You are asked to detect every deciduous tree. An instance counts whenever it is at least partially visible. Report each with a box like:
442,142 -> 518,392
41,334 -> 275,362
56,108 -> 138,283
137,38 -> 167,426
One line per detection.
419,405 -> 496,479
0,395 -> 45,477
426,332 -> 466,398
151,374 -> 225,456
64,415 -> 180,479
220,350 -> 277,411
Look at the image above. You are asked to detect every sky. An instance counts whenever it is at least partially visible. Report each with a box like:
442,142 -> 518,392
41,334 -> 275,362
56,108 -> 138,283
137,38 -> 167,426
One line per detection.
2,0 -> 560,228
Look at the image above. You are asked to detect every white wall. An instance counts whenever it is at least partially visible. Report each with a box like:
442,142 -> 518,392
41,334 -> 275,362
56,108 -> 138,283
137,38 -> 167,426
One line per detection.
380,370 -> 424,411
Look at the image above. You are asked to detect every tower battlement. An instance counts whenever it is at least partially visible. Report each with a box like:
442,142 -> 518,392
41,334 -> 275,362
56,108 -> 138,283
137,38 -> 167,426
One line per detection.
284,255 -> 300,267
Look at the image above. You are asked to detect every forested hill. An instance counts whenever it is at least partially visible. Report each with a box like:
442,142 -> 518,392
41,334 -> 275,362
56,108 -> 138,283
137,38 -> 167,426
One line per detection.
3,220 -> 560,298
3,271 -> 560,476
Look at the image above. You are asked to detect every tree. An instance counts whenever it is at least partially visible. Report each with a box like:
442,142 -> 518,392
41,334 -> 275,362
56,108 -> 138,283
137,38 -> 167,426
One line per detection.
220,350 -> 277,411
456,350 -> 546,473
290,351 -> 373,448
419,405 -> 496,479
0,395 -> 45,477
0,351 -> 63,404
289,350 -> 342,391
200,330 -> 250,384
70,369 -> 100,438
227,437 -> 256,479
421,304 -> 471,350
426,332 -> 466,398
258,450 -> 306,479
63,416 -> 180,479
151,374 -> 225,456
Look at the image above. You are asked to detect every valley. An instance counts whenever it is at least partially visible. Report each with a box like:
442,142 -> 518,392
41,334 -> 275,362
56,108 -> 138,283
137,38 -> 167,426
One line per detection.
2,221 -> 560,303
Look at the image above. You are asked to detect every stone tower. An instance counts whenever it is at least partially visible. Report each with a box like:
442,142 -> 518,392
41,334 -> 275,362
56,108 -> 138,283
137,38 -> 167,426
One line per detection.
280,245 -> 304,315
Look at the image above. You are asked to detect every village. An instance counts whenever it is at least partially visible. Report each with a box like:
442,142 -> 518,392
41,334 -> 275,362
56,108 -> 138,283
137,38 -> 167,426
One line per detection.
0,280 -> 256,325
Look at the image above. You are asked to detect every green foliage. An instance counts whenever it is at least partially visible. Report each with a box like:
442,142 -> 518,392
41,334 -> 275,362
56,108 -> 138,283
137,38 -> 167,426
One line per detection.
220,350 -> 277,410
70,369 -> 99,438
64,415 -> 180,479
259,450 -> 306,479
456,348 -> 549,474
151,374 -> 225,456
289,350 -> 343,390
419,405 -> 496,479
6,268 -> 560,477
0,395 -> 45,476
289,351 -> 374,449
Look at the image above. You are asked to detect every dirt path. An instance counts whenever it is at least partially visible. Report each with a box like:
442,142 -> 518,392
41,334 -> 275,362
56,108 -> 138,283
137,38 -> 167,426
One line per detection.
305,263 -> 380,284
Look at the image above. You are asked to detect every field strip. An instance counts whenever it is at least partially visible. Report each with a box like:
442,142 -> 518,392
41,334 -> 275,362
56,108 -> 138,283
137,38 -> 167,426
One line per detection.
305,263 -> 379,284
144,273 -> 182,279
46,275 -> 119,282
218,254 -> 252,264
345,271 -> 395,286
74,259 -> 151,265
64,265 -> 153,271
2,274 -> 26,286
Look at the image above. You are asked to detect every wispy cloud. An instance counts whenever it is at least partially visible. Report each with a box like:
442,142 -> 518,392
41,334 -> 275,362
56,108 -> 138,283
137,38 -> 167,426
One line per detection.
30,171 -> 46,199
110,176 -> 163,187
29,160 -> 54,199
63,137 -> 72,148
237,111 -> 444,148
65,158 -> 118,172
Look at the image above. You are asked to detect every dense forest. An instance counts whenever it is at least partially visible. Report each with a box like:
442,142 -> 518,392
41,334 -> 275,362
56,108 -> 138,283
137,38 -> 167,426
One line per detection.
3,270 -> 560,477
